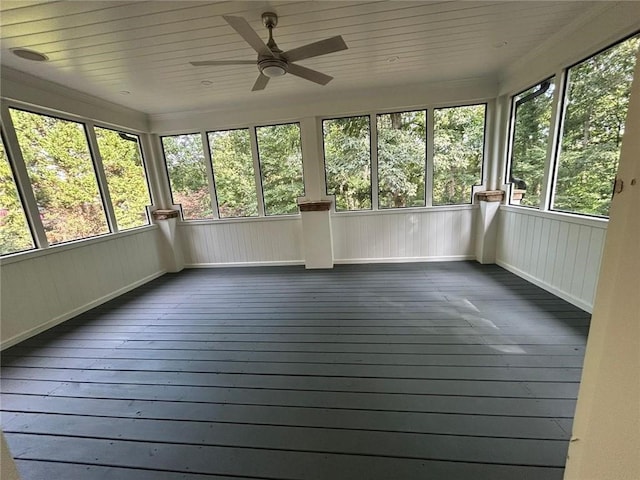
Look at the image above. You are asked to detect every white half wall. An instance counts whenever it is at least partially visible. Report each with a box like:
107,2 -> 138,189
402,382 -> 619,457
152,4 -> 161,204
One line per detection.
179,217 -> 303,267
332,206 -> 477,263
496,206 -> 607,312
0,227 -> 165,349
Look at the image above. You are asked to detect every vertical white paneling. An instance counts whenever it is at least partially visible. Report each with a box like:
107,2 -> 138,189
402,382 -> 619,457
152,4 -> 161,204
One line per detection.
332,206 -> 477,263
496,206 -> 607,312
179,217 -> 303,266
582,227 -> 606,302
570,225 -> 592,298
0,227 -> 165,349
537,218 -> 551,280
561,223 -> 581,295
553,221 -> 570,288
544,220 -> 560,286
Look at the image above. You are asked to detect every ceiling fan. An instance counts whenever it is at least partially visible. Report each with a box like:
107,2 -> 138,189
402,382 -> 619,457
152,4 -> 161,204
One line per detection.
190,12 -> 348,91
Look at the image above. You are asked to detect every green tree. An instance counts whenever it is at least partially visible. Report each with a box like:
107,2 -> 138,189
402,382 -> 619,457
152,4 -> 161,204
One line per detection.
208,129 -> 257,218
433,105 -> 486,205
554,36 -> 639,216
0,136 -> 35,255
323,116 -> 371,210
10,109 -> 109,244
96,127 -> 151,230
510,80 -> 555,207
257,123 -> 304,215
162,134 -> 213,220
377,111 -> 426,208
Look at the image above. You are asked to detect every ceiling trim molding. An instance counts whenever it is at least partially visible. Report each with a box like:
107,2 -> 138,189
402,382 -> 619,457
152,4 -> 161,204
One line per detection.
149,76 -> 498,134
499,2 -> 640,96
0,66 -> 149,132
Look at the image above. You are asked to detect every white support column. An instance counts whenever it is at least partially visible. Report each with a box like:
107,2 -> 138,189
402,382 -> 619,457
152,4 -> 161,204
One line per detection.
152,210 -> 184,273
299,117 -> 326,201
563,50 -> 640,480
142,134 -> 184,272
486,97 -> 511,192
298,201 -> 333,269
474,191 -> 503,264
141,134 -> 173,209
297,117 -> 334,268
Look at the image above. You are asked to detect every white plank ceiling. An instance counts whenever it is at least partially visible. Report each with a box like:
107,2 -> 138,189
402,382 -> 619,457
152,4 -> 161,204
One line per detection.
0,1 -> 606,115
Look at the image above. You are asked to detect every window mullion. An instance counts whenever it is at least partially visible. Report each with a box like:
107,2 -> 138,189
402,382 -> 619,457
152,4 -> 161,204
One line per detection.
85,122 -> 118,233
249,127 -> 265,216
0,106 -> 49,248
201,131 -> 220,219
542,71 -> 567,212
370,113 -> 379,211
426,109 -> 434,207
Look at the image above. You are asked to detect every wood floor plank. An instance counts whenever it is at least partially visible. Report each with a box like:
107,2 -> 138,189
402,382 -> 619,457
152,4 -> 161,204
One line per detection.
4,413 -> 569,466
6,433 -> 565,480
1,262 -> 588,479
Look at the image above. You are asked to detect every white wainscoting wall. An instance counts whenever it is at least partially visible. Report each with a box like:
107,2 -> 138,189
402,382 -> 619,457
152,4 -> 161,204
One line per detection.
496,206 -> 607,312
179,216 -> 304,267
332,206 -> 478,263
0,226 -> 165,349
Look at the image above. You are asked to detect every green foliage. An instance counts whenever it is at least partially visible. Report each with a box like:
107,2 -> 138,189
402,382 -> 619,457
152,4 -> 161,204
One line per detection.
162,134 -> 213,220
0,137 -> 34,255
510,81 -> 555,207
208,129 -> 258,218
257,123 -> 304,215
377,111 -> 426,208
96,128 -> 151,230
323,116 -> 371,210
10,109 -> 109,245
433,105 -> 485,205
554,36 -> 639,216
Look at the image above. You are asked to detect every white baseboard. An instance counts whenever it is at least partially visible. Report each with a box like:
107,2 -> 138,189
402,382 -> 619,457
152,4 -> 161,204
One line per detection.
184,260 -> 304,268
496,260 -> 593,313
335,255 -> 476,265
1,270 -> 166,350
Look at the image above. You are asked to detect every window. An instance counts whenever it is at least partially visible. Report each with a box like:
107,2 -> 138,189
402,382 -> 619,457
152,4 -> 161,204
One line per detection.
161,134 -> 213,220
0,135 -> 35,255
377,111 -> 426,208
207,129 -> 257,218
256,123 -> 304,215
509,79 -> 555,208
95,127 -> 151,230
552,35 -> 639,216
433,104 -> 486,205
10,108 -> 109,245
323,116 -> 371,211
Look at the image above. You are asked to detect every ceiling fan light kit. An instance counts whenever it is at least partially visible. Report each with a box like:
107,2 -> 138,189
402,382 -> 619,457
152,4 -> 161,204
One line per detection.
190,11 -> 348,91
259,59 -> 286,78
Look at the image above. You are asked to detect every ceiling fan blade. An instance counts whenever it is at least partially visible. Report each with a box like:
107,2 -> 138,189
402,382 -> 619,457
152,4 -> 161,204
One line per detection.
223,15 -> 272,56
287,63 -> 333,86
190,60 -> 256,66
252,73 -> 269,91
284,36 -> 348,63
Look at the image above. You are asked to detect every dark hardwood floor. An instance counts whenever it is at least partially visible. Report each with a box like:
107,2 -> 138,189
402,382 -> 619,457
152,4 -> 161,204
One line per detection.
0,262 -> 590,479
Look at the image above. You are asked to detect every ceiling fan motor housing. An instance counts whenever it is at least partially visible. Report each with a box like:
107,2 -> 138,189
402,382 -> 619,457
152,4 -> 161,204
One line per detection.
259,57 -> 287,77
